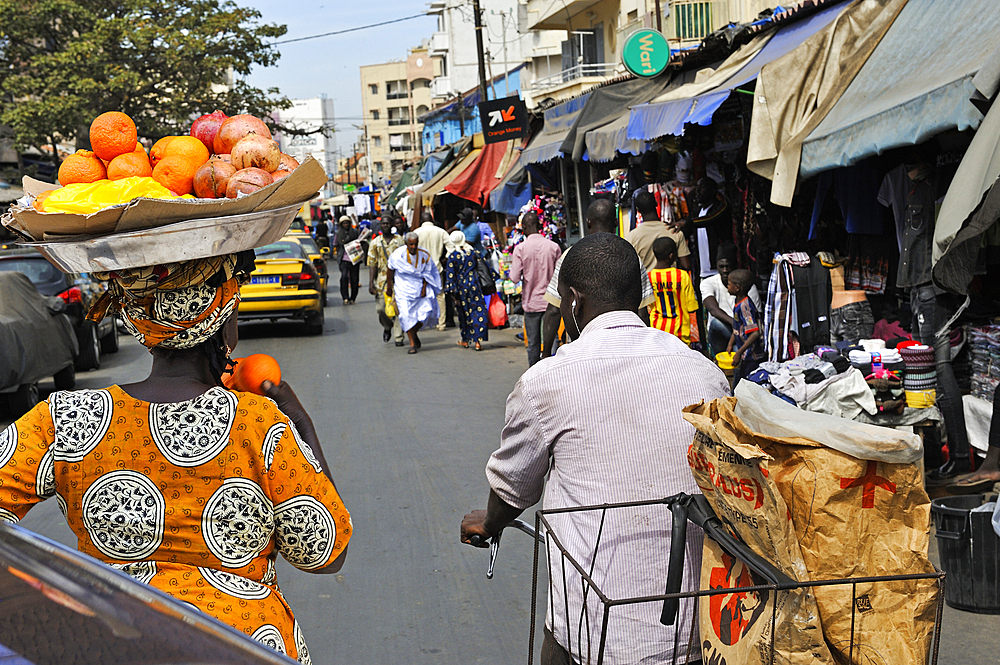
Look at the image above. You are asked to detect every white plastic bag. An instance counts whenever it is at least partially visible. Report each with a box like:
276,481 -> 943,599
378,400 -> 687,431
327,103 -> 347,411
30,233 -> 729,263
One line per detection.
734,381 -> 923,463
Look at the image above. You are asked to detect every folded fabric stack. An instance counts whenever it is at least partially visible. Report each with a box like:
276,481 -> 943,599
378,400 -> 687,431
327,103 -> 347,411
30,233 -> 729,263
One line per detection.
901,344 -> 936,408
969,325 -> 1000,400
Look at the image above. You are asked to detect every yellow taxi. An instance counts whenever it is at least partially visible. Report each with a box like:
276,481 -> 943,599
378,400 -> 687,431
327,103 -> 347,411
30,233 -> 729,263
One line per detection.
238,240 -> 324,335
281,232 -> 329,306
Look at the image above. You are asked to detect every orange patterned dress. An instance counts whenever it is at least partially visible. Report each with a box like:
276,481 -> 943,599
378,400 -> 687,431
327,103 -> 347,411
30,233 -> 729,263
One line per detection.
0,385 -> 352,663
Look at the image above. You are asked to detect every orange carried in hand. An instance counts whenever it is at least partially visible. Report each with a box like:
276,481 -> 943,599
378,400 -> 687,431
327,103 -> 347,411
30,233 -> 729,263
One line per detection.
225,354 -> 281,395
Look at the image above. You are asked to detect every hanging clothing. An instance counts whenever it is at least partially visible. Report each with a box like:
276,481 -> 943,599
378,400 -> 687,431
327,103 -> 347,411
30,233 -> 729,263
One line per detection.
765,255 -> 799,363
809,164 -> 884,240
444,249 -> 488,344
790,257 -> 832,353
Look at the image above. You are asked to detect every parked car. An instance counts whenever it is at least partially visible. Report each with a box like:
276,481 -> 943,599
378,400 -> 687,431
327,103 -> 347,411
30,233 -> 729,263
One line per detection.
0,272 -> 77,417
0,520 -> 297,664
238,241 -> 324,334
0,248 -> 118,370
281,232 -> 329,306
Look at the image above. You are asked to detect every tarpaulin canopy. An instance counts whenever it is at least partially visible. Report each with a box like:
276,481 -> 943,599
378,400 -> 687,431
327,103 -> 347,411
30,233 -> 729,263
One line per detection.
521,94 -> 591,165
490,159 -> 532,215
933,45 -> 1000,294
420,141 -> 481,206
559,76 -> 674,162
444,140 -> 516,208
748,0 -> 910,206
384,165 -> 420,209
420,145 -> 455,183
626,1 -> 848,143
585,69 -> 703,163
800,0 -> 1000,180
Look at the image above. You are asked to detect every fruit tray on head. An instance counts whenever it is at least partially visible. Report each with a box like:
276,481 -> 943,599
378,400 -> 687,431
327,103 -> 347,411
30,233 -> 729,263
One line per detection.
2,156 -> 326,242
21,203 -> 302,273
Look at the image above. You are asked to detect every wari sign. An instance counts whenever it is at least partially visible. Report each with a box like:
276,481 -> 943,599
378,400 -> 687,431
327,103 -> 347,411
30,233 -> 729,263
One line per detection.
477,95 -> 528,145
622,29 -> 671,78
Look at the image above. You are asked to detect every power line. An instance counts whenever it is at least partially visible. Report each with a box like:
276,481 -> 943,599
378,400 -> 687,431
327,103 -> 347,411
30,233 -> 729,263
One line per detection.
272,14 -> 429,45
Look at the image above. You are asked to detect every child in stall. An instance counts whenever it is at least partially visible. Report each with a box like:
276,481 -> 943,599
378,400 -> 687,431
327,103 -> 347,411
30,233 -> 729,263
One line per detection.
727,269 -> 767,380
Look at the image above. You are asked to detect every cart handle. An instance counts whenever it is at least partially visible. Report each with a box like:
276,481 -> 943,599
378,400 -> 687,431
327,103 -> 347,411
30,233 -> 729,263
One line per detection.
469,519 -> 539,580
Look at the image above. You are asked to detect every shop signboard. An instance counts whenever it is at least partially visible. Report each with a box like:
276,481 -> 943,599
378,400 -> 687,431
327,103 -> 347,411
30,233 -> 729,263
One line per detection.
622,29 -> 671,78
478,95 -> 528,145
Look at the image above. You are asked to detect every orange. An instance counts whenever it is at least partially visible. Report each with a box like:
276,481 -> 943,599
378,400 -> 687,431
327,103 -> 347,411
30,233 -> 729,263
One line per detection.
151,156 -> 199,196
32,190 -> 52,211
134,142 -> 148,156
234,353 -> 281,395
161,135 -> 210,166
90,111 -> 138,162
107,151 -> 152,180
149,136 -> 178,167
57,150 -> 107,186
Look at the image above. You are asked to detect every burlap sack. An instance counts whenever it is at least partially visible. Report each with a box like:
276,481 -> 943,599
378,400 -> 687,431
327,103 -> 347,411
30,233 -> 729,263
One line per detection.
686,386 -> 939,665
687,398 -> 835,665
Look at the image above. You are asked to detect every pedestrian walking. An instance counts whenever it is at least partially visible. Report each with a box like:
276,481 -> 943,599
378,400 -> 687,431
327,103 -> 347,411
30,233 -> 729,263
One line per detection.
386,232 -> 442,354
462,233 -> 729,665
509,211 -> 560,366
414,211 -> 450,331
0,252 -> 351,662
333,215 -> 361,304
368,222 -> 405,346
444,230 -> 488,351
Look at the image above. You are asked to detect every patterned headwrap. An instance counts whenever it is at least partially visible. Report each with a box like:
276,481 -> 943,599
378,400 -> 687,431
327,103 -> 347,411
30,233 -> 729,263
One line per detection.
87,251 -> 255,350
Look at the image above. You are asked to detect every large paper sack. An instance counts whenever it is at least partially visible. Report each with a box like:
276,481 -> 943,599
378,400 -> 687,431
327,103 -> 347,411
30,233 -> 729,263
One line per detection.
687,387 -> 939,665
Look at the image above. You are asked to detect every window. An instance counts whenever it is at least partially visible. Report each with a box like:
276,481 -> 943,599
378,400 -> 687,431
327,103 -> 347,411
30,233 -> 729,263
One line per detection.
674,2 -> 715,41
371,110 -> 379,120
376,162 -> 383,173
415,105 -> 429,117
627,9 -> 638,21
369,83 -> 378,95
386,80 -> 408,99
373,136 -> 382,147
410,78 -> 431,90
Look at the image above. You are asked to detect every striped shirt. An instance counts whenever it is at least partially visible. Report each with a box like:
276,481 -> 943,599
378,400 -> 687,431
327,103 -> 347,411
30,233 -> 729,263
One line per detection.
648,267 -> 698,343
486,311 -> 731,665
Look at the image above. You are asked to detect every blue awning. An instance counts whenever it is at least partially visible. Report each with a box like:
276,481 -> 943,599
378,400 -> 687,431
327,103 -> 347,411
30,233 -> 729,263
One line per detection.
521,94 -> 591,165
626,1 -> 848,141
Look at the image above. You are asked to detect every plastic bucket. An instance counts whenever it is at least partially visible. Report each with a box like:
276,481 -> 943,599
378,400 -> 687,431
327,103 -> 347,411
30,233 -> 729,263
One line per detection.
931,494 -> 1000,614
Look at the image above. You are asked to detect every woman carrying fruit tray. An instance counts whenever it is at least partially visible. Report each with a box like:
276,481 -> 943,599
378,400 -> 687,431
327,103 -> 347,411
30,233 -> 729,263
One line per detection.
0,249 -> 350,664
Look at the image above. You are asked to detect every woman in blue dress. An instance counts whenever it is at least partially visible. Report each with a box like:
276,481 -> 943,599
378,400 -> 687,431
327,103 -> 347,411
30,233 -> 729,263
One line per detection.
444,230 -> 488,351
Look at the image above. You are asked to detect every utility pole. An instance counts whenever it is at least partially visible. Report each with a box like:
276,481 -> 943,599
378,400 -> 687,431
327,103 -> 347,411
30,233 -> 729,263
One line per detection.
472,0 -> 489,103
655,0 -> 663,32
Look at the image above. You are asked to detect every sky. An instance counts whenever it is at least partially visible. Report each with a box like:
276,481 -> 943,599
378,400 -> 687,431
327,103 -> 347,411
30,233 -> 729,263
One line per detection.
241,1 -> 439,156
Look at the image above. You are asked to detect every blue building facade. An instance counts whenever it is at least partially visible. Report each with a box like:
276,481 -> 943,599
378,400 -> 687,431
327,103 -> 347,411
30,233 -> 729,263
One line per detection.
420,66 -> 524,154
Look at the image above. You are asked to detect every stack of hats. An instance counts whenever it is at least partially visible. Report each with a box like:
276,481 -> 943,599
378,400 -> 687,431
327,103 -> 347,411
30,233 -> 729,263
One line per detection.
901,344 -> 936,407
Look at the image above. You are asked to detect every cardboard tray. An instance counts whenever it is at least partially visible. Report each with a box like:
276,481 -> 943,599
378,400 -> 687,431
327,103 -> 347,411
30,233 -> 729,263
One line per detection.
7,156 -> 326,241
23,203 -> 301,273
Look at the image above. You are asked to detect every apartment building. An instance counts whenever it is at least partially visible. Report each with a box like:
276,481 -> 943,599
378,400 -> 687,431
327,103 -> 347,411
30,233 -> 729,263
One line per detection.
360,47 -> 437,181
519,0 -> 775,104
272,97 -> 337,196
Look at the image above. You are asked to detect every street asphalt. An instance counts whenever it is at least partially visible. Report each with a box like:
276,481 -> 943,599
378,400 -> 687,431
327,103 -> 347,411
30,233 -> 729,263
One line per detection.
4,276 -> 998,664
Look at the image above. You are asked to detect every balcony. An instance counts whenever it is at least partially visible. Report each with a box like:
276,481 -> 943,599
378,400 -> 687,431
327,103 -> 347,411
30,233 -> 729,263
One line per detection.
524,0 -> 604,30
527,62 -> 617,94
389,145 -> 413,153
387,118 -> 411,127
386,91 -> 408,100
431,77 -> 452,99
429,31 -> 449,56
666,0 -> 732,49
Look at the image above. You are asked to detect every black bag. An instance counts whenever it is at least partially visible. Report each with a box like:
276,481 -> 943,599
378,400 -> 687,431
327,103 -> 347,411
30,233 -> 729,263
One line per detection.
476,254 -> 497,295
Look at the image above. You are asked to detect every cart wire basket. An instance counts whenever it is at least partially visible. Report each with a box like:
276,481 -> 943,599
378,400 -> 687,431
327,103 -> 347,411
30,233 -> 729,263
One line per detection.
513,494 -> 946,665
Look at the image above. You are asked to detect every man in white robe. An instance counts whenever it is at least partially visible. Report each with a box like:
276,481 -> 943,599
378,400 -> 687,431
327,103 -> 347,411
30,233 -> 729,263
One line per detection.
386,232 -> 442,354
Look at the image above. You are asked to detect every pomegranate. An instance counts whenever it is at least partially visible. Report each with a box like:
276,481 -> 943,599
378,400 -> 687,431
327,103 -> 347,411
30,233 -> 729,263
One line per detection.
193,160 -> 237,198
213,114 -> 272,155
231,134 -> 280,172
189,110 -> 228,153
211,153 -> 232,163
271,169 -> 291,181
278,153 -> 300,172
226,167 -> 273,198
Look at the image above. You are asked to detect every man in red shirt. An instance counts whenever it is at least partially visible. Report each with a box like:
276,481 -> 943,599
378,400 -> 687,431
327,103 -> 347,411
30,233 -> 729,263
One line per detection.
510,211 -> 561,366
